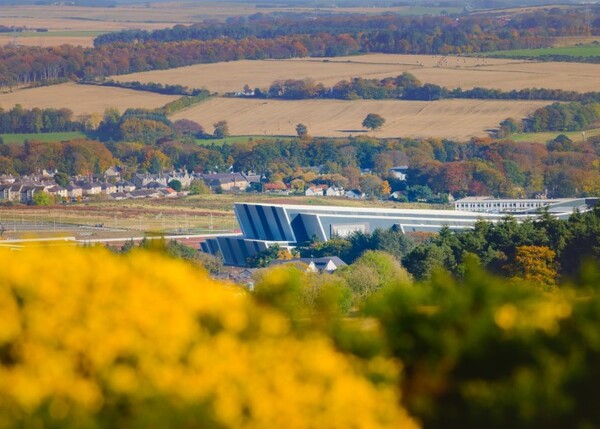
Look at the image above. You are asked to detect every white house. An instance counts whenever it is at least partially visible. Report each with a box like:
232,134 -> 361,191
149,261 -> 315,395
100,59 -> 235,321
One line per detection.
325,186 -> 345,197
389,165 -> 409,181
345,189 -> 365,199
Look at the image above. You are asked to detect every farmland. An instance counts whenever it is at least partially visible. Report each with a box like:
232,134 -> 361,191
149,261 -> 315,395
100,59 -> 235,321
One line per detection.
173,97 -> 550,140
0,132 -> 88,145
508,127 -> 600,144
483,44 -> 600,59
113,54 -> 600,94
0,2 -> 457,48
0,83 -> 178,116
0,31 -> 110,48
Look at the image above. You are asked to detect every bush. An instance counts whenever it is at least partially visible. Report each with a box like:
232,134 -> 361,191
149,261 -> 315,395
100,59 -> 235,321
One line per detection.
0,246 -> 414,429
366,258 -> 600,429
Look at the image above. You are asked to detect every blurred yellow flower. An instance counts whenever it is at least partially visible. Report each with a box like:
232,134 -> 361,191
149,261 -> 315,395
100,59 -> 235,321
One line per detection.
0,246 -> 416,429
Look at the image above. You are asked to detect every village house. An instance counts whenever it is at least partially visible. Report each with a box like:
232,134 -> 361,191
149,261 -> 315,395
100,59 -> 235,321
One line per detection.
0,183 -> 23,202
143,181 -> 167,190
101,182 -> 117,194
47,185 -> 68,200
389,165 -> 409,181
76,181 -> 102,195
133,170 -> 193,189
114,180 -> 136,193
345,189 -> 365,199
104,166 -> 122,180
20,185 -> 49,204
201,173 -> 249,192
305,184 -> 327,197
65,184 -> 83,200
325,186 -> 345,197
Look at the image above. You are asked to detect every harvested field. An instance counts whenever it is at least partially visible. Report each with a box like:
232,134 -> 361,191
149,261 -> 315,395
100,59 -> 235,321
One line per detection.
172,97 -> 550,141
551,36 -> 600,48
0,83 -> 178,116
0,34 -> 96,47
114,53 -> 600,94
0,31 -> 109,48
0,3 -> 452,34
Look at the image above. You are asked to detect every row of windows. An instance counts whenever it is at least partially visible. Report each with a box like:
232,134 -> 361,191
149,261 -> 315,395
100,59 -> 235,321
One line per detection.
457,202 -> 547,209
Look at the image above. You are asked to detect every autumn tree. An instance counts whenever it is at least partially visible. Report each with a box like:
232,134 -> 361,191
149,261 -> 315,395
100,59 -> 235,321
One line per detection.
213,120 -> 230,139
507,245 -> 558,289
295,123 -> 308,137
173,119 -> 205,138
362,113 -> 385,131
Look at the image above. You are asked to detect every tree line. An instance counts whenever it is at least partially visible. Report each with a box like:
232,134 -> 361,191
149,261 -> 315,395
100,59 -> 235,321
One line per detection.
87,80 -> 209,96
499,102 -> 600,136
94,8 -> 597,48
4,119 -> 600,199
259,73 -> 600,103
300,207 -> 600,282
1,8 -> 598,88
0,105 -> 82,134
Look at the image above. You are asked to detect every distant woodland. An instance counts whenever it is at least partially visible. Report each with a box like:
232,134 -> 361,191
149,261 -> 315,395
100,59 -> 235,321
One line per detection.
1,7 -> 598,88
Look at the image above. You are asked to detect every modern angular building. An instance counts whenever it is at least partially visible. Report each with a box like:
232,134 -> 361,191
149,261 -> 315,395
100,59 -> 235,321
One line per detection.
202,199 -> 597,266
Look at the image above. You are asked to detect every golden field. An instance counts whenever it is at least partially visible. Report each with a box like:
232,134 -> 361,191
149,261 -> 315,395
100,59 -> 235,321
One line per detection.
0,83 -> 178,116
172,97 -> 550,140
0,33 -> 100,48
0,2 -> 437,29
113,54 -> 600,93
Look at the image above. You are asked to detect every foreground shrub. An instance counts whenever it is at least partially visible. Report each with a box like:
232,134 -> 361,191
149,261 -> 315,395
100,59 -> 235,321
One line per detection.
0,246 -> 415,429
367,258 -> 600,429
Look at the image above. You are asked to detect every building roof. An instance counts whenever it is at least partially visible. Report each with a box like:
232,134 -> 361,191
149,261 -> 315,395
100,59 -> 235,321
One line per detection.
269,256 -> 347,271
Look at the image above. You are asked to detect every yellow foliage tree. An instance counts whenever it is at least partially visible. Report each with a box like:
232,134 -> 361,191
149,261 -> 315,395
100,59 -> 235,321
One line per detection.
508,245 -> 558,289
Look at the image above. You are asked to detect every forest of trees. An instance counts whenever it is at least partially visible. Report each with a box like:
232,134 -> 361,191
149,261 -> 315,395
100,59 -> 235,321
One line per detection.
1,7 -> 598,88
3,114 -> 600,199
94,9 -> 599,47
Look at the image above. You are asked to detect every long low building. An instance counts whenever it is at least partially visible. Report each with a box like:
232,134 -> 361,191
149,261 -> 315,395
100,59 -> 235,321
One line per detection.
454,196 -> 597,214
202,199 -> 597,266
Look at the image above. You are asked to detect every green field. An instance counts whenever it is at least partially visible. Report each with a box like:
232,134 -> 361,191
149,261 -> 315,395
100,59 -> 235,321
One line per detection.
508,127 -> 600,143
394,6 -> 462,15
484,44 -> 600,58
195,135 -> 295,146
0,132 -> 88,145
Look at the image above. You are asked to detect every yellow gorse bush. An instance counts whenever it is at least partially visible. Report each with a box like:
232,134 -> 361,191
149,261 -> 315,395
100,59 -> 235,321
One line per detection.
0,246 -> 416,429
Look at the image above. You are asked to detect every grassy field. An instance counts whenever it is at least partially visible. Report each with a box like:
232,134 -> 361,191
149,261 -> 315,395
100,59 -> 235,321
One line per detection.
0,83 -> 178,117
174,97 -> 549,141
114,53 -> 600,95
196,135 -> 293,146
0,132 -> 88,145
508,127 -> 600,143
484,44 -> 600,59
